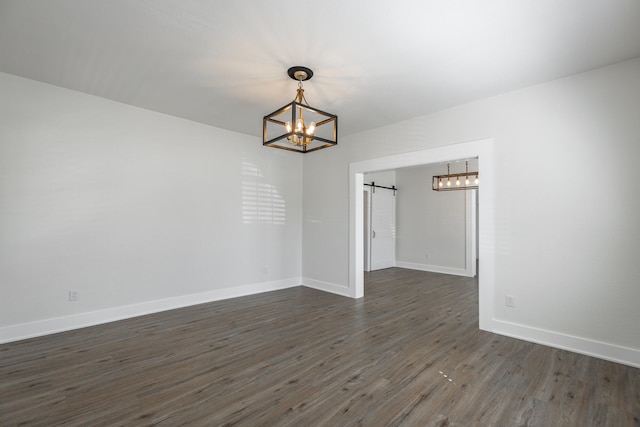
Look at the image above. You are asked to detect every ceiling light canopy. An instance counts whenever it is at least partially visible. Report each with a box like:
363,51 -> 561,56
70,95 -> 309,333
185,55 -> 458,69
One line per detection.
263,66 -> 338,153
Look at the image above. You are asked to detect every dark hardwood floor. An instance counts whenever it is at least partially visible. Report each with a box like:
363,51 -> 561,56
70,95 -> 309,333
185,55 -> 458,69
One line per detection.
1,268 -> 639,426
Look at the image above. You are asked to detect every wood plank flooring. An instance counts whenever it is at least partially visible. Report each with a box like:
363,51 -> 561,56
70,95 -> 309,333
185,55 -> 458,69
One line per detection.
1,268 -> 639,426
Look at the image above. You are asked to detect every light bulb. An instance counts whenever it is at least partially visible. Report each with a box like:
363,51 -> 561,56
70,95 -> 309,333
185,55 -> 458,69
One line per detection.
295,118 -> 304,133
438,179 -> 443,188
475,175 -> 479,185
285,121 -> 292,133
465,176 -> 470,185
447,178 -> 451,187
306,121 -> 316,136
456,177 -> 460,186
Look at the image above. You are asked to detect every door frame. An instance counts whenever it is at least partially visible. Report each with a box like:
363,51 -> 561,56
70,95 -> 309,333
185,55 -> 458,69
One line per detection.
363,188 -> 371,272
348,138 -> 495,331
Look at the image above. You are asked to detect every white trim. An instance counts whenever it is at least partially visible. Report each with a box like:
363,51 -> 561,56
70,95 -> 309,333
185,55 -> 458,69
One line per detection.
396,261 -> 470,277
350,172 -> 365,299
467,190 -> 477,277
302,278 -> 351,297
363,186 -> 372,272
493,319 -> 640,369
0,278 -> 301,344
349,138 -> 495,329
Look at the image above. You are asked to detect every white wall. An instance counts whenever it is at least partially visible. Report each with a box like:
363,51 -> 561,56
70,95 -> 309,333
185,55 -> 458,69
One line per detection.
302,58 -> 640,367
0,72 -> 303,341
363,170 -> 396,188
395,164 -> 467,274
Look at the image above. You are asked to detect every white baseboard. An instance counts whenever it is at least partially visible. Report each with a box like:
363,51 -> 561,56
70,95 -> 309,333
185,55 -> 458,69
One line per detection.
302,277 -> 351,297
0,277 -> 301,344
492,319 -> 640,369
5,278 -> 637,369
396,261 -> 471,277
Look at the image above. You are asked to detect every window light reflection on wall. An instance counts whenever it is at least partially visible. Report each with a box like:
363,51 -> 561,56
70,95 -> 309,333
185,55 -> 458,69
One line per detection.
241,161 -> 285,225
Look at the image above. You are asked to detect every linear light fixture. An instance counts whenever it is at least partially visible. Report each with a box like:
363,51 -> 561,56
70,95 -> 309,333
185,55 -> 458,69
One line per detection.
263,66 -> 338,153
432,161 -> 479,191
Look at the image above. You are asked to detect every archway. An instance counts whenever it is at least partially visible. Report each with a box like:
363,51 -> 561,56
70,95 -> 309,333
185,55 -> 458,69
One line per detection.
348,138 -> 495,330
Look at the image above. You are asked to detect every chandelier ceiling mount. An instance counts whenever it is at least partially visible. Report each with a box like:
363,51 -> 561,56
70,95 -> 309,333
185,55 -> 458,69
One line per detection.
287,66 -> 313,81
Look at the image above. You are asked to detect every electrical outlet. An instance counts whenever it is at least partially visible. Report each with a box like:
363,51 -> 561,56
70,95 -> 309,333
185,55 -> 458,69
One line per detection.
69,290 -> 79,302
505,295 -> 515,308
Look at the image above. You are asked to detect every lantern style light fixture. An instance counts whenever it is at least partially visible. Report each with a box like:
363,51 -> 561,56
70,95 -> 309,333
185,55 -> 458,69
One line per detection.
263,66 -> 338,153
432,161 -> 479,191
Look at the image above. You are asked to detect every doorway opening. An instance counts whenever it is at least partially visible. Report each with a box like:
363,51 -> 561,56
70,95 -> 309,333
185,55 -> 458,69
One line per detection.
348,139 -> 495,331
364,165 -> 477,277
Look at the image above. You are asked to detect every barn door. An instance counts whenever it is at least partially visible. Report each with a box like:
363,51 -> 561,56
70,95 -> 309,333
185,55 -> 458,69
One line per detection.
369,187 -> 396,271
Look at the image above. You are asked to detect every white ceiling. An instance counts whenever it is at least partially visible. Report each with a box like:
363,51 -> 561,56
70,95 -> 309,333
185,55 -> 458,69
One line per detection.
1,0 -> 640,138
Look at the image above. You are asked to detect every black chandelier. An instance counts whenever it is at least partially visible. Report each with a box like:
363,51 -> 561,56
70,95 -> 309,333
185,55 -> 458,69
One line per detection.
263,66 -> 338,153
